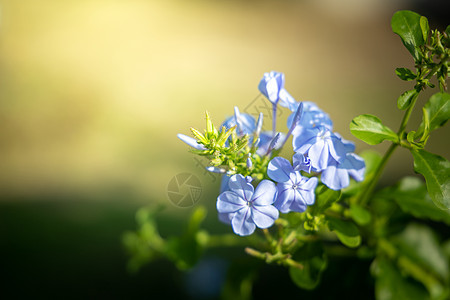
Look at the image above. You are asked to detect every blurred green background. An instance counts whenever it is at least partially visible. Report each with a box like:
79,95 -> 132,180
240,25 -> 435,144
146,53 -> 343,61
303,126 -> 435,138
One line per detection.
0,0 -> 448,298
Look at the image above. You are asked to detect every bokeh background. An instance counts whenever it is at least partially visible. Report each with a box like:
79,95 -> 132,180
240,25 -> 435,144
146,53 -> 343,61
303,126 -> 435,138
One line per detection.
0,0 -> 448,298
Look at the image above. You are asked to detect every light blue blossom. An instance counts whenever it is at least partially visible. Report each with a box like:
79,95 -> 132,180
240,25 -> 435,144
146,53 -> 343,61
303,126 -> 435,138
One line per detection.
258,71 -> 297,110
217,174 -> 279,236
267,157 -> 318,213
287,101 -> 333,130
321,152 -> 365,190
292,126 -> 347,171
319,133 -> 365,190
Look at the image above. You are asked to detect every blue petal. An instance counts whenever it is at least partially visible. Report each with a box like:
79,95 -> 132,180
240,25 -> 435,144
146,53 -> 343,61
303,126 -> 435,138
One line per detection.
258,71 -> 285,104
321,163 -> 350,190
308,139 -> 328,170
252,180 -> 277,206
334,132 -> 355,153
292,127 -> 319,154
220,175 -> 231,193
177,134 -> 206,150
231,207 -> 256,236
293,153 -> 312,173
217,191 -> 246,213
343,153 -> 365,182
267,157 -> 293,183
218,212 -> 234,224
288,198 -> 307,213
228,174 -> 254,201
251,205 -> 279,228
298,177 -> 318,205
278,88 -> 297,110
328,134 -> 348,163
274,183 -> 294,213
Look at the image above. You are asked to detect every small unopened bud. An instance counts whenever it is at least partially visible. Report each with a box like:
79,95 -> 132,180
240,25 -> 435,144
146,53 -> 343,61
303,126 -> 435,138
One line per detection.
206,166 -> 226,174
246,156 -> 253,168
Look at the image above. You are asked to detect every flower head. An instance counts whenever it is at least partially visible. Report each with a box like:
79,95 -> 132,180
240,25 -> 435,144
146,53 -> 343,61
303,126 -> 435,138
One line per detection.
267,157 -> 318,213
292,126 -> 347,171
217,174 -> 279,236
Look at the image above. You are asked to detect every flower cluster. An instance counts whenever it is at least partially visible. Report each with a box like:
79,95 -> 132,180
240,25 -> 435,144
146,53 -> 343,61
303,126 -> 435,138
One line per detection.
178,71 -> 365,236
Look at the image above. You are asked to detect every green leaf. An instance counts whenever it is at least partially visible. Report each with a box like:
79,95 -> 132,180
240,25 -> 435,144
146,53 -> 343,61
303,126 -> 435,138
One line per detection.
350,114 -> 398,145
416,92 -> 450,138
419,16 -> 430,44
378,177 -> 450,225
327,216 -> 361,248
397,89 -> 419,110
311,186 -> 341,214
392,223 -> 449,282
391,10 -> 425,61
372,258 -> 430,300
395,68 -> 416,81
411,149 -> 450,210
289,243 -> 328,290
349,204 -> 372,226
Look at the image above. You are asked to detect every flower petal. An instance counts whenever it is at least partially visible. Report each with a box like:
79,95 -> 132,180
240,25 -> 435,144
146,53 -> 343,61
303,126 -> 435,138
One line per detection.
251,205 -> 279,228
218,212 -> 234,224
252,180 -> 277,206
278,88 -> 297,110
288,198 -> 307,213
292,127 -> 319,154
308,139 -> 328,170
328,135 -> 348,163
298,177 -> 318,205
217,191 -> 246,213
267,157 -> 293,183
231,208 -> 256,236
342,153 -> 365,182
321,163 -> 350,190
274,183 -> 294,213
228,174 -> 254,201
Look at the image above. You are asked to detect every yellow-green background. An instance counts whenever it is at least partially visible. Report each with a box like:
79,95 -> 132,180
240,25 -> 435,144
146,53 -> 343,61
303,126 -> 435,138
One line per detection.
0,0 -> 448,297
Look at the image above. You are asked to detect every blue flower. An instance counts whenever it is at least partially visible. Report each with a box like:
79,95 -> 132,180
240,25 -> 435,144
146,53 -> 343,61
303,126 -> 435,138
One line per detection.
267,157 -> 318,213
216,174 -> 279,236
321,152 -> 365,190
320,134 -> 365,190
258,71 -> 297,110
287,101 -> 333,130
292,126 -> 347,171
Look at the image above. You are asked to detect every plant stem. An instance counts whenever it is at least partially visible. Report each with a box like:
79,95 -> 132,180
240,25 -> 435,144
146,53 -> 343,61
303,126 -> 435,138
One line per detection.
358,87 -> 422,205
360,143 -> 398,205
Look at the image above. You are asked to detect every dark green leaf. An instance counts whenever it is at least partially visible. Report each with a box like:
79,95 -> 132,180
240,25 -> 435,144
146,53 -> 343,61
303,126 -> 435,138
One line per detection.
350,114 -> 398,145
411,149 -> 450,210
289,242 -> 327,290
392,223 -> 449,282
397,89 -> 419,110
378,177 -> 450,225
327,216 -> 361,248
349,204 -> 372,226
372,258 -> 430,300
416,92 -> 450,138
391,10 -> 425,61
395,68 -> 416,81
